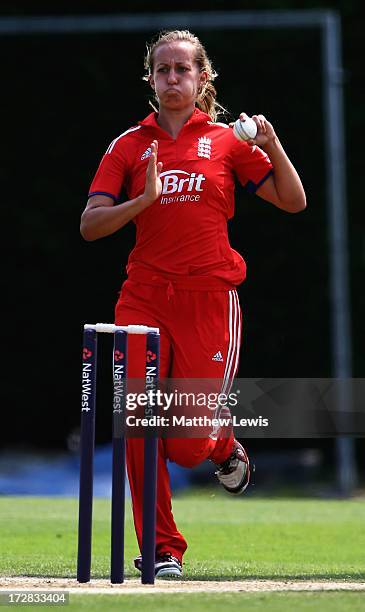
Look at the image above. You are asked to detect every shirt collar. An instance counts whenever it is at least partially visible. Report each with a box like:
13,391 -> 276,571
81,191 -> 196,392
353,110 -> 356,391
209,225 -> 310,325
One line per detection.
138,107 -> 212,130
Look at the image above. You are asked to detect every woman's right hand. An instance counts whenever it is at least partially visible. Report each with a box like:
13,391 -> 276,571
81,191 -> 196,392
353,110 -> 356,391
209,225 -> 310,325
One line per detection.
142,140 -> 163,205
81,141 -> 164,241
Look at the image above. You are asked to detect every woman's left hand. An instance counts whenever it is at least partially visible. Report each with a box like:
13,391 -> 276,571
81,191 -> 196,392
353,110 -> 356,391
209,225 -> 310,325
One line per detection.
237,112 -> 277,148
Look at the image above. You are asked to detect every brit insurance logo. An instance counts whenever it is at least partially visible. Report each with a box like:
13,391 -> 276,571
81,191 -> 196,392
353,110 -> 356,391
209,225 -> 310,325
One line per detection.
160,169 -> 206,205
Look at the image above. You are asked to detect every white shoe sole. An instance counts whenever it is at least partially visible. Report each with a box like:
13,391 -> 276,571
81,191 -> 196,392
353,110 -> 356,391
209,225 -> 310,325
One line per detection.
215,442 -> 251,495
155,567 -> 183,579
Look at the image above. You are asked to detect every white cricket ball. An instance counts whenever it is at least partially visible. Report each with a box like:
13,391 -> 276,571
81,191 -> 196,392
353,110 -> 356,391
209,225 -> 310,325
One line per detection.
233,116 -> 257,142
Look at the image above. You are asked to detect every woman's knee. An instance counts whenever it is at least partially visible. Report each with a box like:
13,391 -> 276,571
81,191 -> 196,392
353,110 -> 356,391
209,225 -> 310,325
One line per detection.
166,438 -> 214,468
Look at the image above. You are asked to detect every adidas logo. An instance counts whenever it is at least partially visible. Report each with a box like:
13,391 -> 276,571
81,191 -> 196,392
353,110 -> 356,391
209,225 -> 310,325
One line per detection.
212,351 -> 223,362
141,147 -> 152,160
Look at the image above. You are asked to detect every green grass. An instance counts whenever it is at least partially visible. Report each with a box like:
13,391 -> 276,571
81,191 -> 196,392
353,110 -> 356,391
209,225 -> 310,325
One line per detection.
69,593 -> 365,611
0,491 -> 364,610
0,491 -> 364,580
8,593 -> 363,612
2,593 -> 365,612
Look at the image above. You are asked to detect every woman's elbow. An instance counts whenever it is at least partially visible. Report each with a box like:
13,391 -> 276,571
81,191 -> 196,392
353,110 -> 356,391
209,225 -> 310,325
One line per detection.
281,193 -> 307,213
80,214 -> 96,241
290,194 -> 307,213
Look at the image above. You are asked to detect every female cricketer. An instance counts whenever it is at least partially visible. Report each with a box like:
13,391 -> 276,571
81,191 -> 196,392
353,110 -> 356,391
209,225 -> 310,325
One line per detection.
80,29 -> 306,578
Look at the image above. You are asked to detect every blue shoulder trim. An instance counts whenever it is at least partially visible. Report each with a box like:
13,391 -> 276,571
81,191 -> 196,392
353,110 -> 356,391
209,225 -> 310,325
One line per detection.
245,169 -> 273,194
88,191 -> 118,203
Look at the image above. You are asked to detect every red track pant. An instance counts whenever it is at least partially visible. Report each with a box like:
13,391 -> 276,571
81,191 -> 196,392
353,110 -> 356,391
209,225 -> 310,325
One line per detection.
114,279 -> 242,563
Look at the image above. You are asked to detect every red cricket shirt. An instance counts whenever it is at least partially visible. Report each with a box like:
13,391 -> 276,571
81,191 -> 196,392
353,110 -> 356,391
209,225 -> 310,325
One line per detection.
89,109 -> 273,287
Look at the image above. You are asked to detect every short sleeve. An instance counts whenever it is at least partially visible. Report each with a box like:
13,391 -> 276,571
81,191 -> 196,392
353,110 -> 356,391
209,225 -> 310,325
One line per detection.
88,140 -> 129,203
230,140 -> 273,194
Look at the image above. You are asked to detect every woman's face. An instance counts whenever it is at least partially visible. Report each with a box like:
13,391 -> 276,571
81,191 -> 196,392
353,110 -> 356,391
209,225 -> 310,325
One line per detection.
150,41 -> 207,112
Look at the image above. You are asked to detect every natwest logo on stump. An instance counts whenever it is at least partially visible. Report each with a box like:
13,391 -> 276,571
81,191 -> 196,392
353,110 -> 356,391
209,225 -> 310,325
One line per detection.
160,169 -> 205,204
